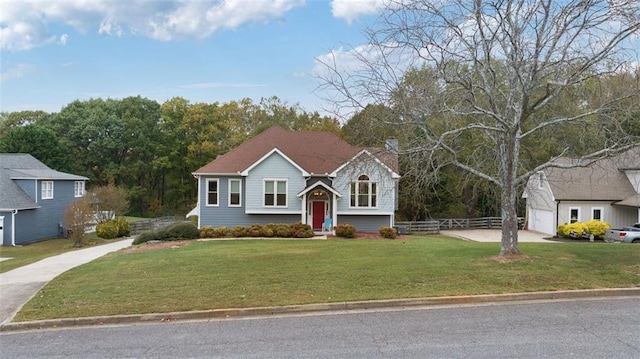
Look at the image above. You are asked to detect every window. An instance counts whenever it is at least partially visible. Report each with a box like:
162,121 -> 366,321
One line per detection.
229,179 -> 241,207
592,208 -> 603,221
41,181 -> 53,199
206,179 -> 219,206
537,172 -> 544,189
569,208 -> 580,223
350,175 -> 377,208
264,179 -> 287,207
74,181 -> 85,197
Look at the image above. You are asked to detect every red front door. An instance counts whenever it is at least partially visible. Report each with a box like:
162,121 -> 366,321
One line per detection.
312,201 -> 325,230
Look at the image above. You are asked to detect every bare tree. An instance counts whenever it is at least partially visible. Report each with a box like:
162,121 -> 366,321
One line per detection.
63,199 -> 94,247
317,0 -> 640,256
88,184 -> 130,223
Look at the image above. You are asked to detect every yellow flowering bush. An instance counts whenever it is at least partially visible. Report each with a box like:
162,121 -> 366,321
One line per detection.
583,220 -> 611,239
557,220 -> 610,239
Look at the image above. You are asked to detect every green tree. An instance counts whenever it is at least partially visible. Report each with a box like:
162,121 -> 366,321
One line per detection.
0,124 -> 72,171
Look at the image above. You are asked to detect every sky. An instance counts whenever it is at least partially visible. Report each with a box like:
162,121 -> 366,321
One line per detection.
0,0 -> 386,118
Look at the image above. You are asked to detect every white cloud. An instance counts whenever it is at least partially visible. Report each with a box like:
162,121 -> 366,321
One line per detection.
0,0 -> 306,51
0,63 -> 35,82
331,0 -> 386,24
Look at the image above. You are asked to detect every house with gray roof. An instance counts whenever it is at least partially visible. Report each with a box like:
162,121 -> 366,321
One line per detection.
190,126 -> 400,233
1,154 -> 88,246
523,149 -> 640,235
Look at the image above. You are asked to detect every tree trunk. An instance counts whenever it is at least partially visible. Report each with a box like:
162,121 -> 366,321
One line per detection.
498,132 -> 521,256
500,182 -> 520,255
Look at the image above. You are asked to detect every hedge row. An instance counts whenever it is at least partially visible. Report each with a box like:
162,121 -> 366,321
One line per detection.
199,223 -> 314,239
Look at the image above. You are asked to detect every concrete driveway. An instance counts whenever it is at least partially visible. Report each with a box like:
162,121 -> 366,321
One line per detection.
0,238 -> 133,324
441,229 -> 556,243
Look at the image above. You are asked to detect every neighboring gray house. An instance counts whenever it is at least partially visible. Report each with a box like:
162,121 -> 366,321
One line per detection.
523,149 -> 640,236
190,126 -> 400,233
0,154 -> 88,246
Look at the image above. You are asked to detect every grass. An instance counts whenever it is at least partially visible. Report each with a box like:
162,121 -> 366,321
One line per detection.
12,236 -> 639,322
0,235 -> 121,274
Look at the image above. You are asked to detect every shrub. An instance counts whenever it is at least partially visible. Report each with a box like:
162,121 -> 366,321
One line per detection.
379,226 -> 397,239
96,220 -> 119,239
274,224 -> 292,238
133,231 -> 156,245
213,226 -> 229,238
164,222 -> 200,240
232,226 -> 248,237
114,217 -> 131,237
248,224 -> 263,237
557,220 -> 610,239
199,226 -> 215,238
260,226 -> 275,237
583,220 -> 611,239
335,223 -> 357,238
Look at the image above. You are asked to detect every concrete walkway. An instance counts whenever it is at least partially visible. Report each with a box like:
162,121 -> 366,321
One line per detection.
441,229 -> 556,243
0,238 -> 133,324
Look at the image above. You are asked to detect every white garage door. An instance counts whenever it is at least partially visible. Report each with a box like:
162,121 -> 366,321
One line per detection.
529,209 -> 555,235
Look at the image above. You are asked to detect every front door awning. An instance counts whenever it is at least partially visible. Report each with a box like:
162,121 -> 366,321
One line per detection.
297,180 -> 342,198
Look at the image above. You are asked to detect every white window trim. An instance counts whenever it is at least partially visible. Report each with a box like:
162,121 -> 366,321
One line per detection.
74,181 -> 85,197
206,178 -> 219,207
537,171 -> 544,189
569,207 -> 580,223
228,179 -> 242,207
591,207 -> 604,221
42,181 -> 54,200
349,178 -> 378,209
263,178 -> 288,208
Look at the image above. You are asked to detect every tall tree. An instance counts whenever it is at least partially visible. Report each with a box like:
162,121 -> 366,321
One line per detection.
0,124 -> 72,172
318,0 -> 640,256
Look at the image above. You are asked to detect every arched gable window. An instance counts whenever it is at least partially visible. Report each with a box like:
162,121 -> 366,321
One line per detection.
350,174 -> 377,208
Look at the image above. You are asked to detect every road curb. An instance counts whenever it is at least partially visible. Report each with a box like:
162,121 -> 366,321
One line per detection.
2,287 -> 639,332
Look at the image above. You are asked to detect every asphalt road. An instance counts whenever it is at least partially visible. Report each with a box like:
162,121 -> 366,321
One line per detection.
1,297 -> 638,358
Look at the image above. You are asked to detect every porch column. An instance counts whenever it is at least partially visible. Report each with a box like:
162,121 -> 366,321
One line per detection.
332,194 -> 338,234
301,193 -> 307,224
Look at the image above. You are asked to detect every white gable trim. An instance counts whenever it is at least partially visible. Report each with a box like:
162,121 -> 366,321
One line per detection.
330,149 -> 400,179
297,180 -> 343,198
240,148 -> 310,176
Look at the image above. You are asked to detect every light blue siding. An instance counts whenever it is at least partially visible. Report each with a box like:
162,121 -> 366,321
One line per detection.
199,174 -> 304,228
11,180 -> 79,245
15,179 -> 37,199
337,215 -> 392,232
244,152 -> 305,213
333,154 -> 397,214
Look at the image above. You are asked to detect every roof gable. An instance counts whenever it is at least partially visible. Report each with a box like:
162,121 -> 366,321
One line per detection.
194,126 -> 399,176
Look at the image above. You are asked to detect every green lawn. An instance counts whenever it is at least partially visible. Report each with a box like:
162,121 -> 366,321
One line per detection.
13,236 -> 639,322
0,235 -> 117,274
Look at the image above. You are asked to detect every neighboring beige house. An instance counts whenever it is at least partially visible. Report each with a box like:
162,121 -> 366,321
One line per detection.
523,148 -> 640,236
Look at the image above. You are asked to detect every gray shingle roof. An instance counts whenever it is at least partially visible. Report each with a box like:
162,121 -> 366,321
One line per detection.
544,148 -> 640,201
0,153 -> 88,210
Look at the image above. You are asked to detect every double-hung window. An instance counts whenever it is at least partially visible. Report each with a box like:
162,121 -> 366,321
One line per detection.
350,175 -> 377,208
74,181 -> 85,197
42,181 -> 54,199
229,179 -> 242,207
592,207 -> 603,221
206,179 -> 219,206
264,179 -> 287,207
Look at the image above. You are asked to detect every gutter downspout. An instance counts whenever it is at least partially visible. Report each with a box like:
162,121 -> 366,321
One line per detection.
11,209 -> 17,246
556,201 -> 560,237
